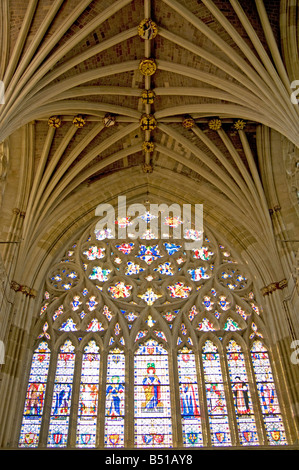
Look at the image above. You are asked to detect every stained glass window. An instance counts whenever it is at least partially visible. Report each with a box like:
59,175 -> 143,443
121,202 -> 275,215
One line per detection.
178,348 -> 203,447
134,339 -> 172,447
19,220 -> 290,448
202,340 -> 231,446
47,340 -> 75,447
19,342 -> 51,447
226,340 -> 259,445
250,341 -> 287,445
104,348 -> 125,447
76,341 -> 100,447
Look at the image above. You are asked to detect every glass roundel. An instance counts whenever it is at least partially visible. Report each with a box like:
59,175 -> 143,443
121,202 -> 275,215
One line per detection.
18,217 -> 288,448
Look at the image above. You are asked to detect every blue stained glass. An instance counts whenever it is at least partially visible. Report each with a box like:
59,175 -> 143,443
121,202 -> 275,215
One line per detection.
226,340 -> 259,445
164,242 -> 181,255
19,342 -> 51,448
137,245 -> 161,264
47,340 -> 75,448
104,349 -> 125,448
202,340 -> 231,446
251,341 -> 287,445
76,341 -> 100,448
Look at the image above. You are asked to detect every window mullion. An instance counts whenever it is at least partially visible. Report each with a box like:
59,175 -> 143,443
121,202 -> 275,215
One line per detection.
98,349 -> 108,448
68,348 -> 82,448
170,347 -> 183,448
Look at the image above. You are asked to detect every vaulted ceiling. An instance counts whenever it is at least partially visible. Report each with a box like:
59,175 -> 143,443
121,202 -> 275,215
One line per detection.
0,0 -> 298,287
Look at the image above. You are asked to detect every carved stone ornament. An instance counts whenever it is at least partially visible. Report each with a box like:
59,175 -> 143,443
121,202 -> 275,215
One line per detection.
182,116 -> 195,129
140,114 -> 157,131
138,19 -> 158,40
142,162 -> 153,173
73,115 -> 86,128
261,279 -> 288,296
48,116 -> 61,128
139,58 -> 157,76
208,118 -> 222,131
233,119 -> 246,130
10,280 -> 37,298
103,114 -> 116,127
142,141 -> 155,153
141,89 -> 156,104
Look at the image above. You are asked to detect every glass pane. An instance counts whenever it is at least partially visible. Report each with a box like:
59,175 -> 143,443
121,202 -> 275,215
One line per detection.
134,339 -> 172,448
177,348 -> 203,447
226,340 -> 259,445
47,340 -> 75,447
104,348 -> 125,447
19,342 -> 51,448
76,341 -> 100,447
202,340 -> 231,446
251,341 -> 287,445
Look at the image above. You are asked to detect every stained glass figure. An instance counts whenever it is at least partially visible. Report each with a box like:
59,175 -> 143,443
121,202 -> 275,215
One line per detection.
71,295 -> 82,311
177,348 -> 203,447
47,340 -> 76,447
202,340 -> 231,446
134,340 -> 172,447
19,342 -> 51,447
86,318 -> 105,332
196,318 -> 215,332
251,341 -> 287,445
59,318 -> 77,331
104,349 -> 125,447
76,341 -> 100,447
226,340 -> 259,445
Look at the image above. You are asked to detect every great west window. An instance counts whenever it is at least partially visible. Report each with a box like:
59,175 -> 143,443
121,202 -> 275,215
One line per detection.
18,216 -> 288,448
